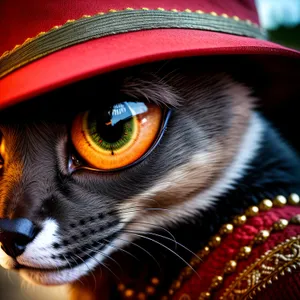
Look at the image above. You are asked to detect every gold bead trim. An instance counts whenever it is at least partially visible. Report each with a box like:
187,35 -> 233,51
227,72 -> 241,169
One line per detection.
166,194 -> 299,300
0,8 -> 260,60
288,193 -> 300,205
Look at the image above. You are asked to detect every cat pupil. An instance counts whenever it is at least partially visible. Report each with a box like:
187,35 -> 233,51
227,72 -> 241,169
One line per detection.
97,120 -> 125,144
91,101 -> 144,146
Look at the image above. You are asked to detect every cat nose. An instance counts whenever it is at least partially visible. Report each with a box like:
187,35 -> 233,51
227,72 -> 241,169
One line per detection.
0,218 -> 38,258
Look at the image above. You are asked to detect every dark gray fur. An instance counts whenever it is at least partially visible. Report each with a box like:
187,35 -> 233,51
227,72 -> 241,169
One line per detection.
0,62 -> 236,223
0,58 -> 299,294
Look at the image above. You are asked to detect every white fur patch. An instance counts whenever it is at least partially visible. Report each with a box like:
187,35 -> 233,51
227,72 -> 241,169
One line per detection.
19,231 -> 130,285
17,219 -> 62,268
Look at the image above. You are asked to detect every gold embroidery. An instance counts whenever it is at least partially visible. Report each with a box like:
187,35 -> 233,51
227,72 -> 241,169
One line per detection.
221,236 -> 300,300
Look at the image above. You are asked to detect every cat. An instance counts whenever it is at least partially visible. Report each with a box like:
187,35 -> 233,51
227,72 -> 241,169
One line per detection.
0,57 -> 300,299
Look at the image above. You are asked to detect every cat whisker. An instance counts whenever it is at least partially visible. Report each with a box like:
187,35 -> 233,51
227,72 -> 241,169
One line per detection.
84,206 -> 175,225
112,236 -> 161,270
112,204 -> 151,213
6,268 -> 14,285
68,255 -> 85,286
80,249 -> 120,281
86,246 -> 123,273
116,206 -> 169,212
20,279 -> 34,300
71,254 -> 103,291
101,239 -> 140,262
116,206 -> 183,218
122,229 -> 201,262
121,231 -> 200,279
62,253 -> 73,270
119,220 -> 177,247
73,252 -> 97,287
139,197 -> 162,208
83,206 -> 163,221
114,207 -> 169,215
62,254 -> 87,288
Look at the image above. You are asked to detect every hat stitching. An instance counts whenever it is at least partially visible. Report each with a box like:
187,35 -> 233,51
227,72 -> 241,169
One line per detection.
0,8 -> 261,60
0,8 -> 265,79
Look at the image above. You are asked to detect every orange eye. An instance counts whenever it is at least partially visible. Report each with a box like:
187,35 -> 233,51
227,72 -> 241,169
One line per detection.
71,102 -> 164,170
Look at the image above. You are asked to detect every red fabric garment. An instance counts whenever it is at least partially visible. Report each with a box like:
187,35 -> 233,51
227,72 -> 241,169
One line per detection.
173,205 -> 300,300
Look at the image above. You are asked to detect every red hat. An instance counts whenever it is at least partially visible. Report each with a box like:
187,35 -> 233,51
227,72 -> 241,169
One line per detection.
0,0 -> 299,109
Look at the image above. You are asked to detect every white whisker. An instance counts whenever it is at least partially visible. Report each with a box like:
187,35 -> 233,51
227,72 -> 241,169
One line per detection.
122,231 -> 200,279
123,229 -> 201,262
113,236 -> 161,270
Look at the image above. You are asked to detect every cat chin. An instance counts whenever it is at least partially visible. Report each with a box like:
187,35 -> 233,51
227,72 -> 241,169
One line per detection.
19,250 -> 104,285
14,233 -> 129,286
18,237 -> 120,286
19,263 -> 92,285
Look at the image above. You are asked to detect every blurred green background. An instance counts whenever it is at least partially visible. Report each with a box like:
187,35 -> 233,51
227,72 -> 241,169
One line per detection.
269,25 -> 300,49
256,0 -> 300,48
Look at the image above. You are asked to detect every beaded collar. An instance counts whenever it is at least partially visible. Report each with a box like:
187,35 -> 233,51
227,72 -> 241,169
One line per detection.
116,193 -> 300,300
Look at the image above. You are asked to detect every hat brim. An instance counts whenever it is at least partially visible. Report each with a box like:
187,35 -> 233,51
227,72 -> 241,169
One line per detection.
1,28 -> 299,109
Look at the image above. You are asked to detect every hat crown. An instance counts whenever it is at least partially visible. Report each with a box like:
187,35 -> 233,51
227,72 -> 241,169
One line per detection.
0,0 -> 259,57
1,0 -> 297,110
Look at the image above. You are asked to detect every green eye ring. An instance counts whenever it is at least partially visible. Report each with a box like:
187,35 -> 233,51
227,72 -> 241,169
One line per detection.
87,112 -> 136,153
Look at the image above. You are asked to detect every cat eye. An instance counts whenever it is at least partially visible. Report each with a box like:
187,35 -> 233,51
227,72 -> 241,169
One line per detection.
71,101 -> 170,171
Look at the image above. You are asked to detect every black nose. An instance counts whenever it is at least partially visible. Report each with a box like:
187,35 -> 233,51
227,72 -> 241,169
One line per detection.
0,218 -> 38,258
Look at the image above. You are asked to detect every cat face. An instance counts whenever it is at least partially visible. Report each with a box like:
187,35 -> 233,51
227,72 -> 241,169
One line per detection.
0,60 -> 260,285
